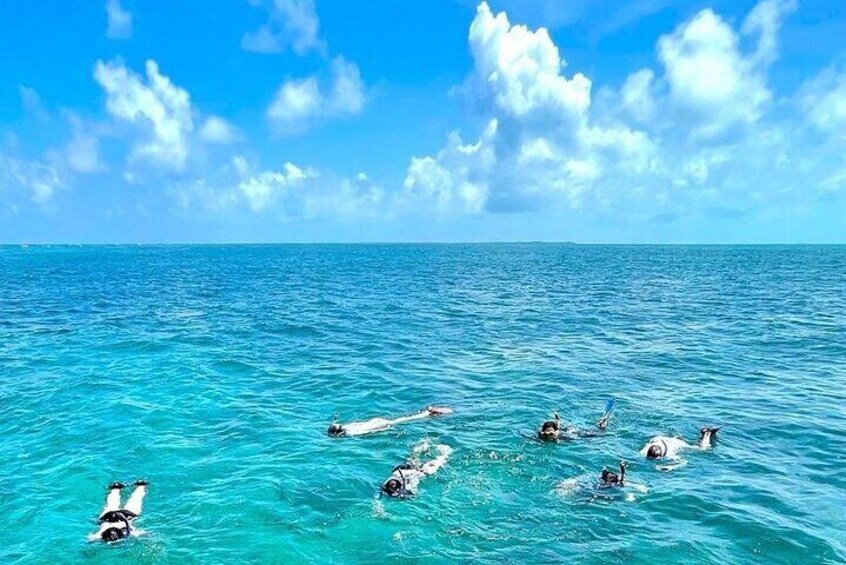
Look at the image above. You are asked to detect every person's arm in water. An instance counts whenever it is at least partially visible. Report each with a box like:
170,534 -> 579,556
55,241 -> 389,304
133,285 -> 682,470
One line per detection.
619,461 -> 627,486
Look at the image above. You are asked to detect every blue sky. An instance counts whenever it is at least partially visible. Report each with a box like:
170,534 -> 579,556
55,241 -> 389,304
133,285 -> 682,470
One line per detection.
1,0 -> 845,243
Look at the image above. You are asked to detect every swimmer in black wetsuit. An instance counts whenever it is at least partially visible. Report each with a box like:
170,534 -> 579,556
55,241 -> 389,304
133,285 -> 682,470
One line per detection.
88,481 -> 148,542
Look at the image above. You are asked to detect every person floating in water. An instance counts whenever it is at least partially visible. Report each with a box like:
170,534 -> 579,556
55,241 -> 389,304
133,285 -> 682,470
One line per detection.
599,461 -> 627,488
537,399 -> 615,442
88,481 -> 148,542
641,427 -> 721,460
327,406 -> 453,437
381,441 -> 453,498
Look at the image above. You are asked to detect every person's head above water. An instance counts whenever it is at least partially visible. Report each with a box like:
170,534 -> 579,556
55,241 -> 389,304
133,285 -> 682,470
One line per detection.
327,423 -> 346,437
600,468 -> 618,484
537,413 -> 561,441
382,478 -> 404,497
100,513 -> 131,542
101,526 -> 127,542
646,444 -> 664,459
600,461 -> 626,486
538,420 -> 560,441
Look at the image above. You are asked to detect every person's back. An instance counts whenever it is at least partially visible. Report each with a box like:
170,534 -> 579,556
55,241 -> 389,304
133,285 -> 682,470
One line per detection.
641,427 -> 720,460
640,436 -> 690,459
328,406 -> 452,437
381,442 -> 452,498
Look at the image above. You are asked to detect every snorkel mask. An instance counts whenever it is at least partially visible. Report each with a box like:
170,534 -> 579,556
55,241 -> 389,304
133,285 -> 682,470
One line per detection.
600,468 -> 619,485
101,514 -> 131,542
382,467 -> 412,498
382,478 -> 404,497
538,419 -> 560,441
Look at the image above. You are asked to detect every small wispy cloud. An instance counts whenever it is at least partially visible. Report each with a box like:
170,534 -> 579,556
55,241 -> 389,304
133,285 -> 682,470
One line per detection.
105,0 -> 133,40
242,0 -> 324,55
267,56 -> 365,134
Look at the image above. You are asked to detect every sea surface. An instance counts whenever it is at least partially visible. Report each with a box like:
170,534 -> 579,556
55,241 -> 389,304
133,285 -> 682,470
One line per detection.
1,244 -> 844,564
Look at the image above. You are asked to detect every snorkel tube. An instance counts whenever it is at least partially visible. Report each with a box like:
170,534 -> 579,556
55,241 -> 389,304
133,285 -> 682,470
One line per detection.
383,466 -> 412,498
120,513 -> 132,540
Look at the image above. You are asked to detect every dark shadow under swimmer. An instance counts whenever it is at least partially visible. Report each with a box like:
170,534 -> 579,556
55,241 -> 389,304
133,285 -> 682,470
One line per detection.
88,481 -> 148,542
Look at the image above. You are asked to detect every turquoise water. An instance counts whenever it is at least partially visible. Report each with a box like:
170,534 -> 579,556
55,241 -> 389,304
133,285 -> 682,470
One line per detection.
1,244 -> 844,564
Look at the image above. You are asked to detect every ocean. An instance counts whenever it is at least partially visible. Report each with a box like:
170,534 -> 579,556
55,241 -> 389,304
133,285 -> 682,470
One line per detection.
1,244 -> 844,564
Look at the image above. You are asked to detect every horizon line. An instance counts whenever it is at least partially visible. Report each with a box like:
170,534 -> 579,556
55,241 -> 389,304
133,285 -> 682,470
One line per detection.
2,241 -> 845,246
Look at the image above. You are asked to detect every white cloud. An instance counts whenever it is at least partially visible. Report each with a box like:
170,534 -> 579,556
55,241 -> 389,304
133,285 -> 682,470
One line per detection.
467,1 -> 591,120
656,9 -> 765,137
200,116 -> 239,144
238,162 -> 314,211
267,77 -> 321,128
19,86 -> 49,119
232,155 -> 250,176
174,160 -> 384,220
105,0 -> 132,40
622,0 -> 796,139
328,57 -> 366,115
94,59 -> 194,171
621,69 -> 655,123
1,152 -> 63,203
405,2 -> 651,214
65,114 -> 106,174
267,56 -> 365,133
403,0 -> 836,223
743,0 -> 797,67
403,122 -> 495,215
800,65 -> 846,136
242,0 -> 323,55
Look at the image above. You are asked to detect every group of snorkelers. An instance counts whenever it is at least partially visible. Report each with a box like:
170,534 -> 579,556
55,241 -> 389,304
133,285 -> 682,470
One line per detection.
89,402 -> 719,542
534,400 -> 720,488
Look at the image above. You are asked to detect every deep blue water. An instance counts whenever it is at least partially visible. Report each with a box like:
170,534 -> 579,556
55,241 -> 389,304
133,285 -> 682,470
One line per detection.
0,244 -> 844,564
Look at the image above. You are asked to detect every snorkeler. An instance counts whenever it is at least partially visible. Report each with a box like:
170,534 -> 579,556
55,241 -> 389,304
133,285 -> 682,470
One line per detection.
599,461 -> 627,488
327,405 -> 453,437
641,427 -> 721,460
381,441 -> 453,498
537,399 -> 615,442
88,480 -> 148,542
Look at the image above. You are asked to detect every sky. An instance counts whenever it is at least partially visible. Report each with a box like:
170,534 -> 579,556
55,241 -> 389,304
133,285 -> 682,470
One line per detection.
1,0 -> 845,243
